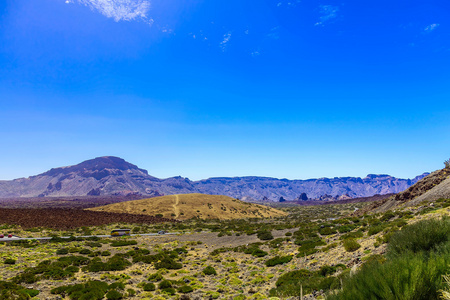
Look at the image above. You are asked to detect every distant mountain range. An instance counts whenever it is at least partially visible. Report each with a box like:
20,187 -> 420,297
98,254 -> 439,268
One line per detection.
0,156 -> 429,201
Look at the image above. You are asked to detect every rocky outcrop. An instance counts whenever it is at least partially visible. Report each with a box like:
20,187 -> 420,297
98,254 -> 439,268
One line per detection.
0,156 -> 428,201
355,168 -> 450,214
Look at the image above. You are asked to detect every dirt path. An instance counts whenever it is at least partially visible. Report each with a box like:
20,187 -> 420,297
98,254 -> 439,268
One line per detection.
172,195 -> 180,218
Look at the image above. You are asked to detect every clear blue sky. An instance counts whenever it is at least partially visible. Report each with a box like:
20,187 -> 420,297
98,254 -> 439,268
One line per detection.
0,0 -> 449,181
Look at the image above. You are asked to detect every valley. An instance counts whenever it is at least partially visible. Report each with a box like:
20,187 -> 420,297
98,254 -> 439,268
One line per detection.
1,164 -> 450,299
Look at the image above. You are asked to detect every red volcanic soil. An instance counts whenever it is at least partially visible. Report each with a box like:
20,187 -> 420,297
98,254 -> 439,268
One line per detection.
0,195 -> 146,209
0,208 -> 177,229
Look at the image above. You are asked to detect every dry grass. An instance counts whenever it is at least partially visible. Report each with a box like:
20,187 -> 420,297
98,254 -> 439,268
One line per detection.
87,193 -> 287,220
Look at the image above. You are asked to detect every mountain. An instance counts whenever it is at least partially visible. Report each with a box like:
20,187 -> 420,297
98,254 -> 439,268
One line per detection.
88,193 -> 287,220
0,156 -> 428,201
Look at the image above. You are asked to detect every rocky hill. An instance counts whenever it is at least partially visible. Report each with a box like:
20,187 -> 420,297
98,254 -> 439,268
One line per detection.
356,167 -> 450,215
87,193 -> 287,220
0,156 -> 428,201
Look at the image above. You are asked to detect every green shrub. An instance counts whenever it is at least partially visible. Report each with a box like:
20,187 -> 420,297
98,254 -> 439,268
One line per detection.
328,252 -> 450,300
106,290 -> 123,300
126,289 -> 135,297
251,248 -> 268,257
388,218 -> 450,257
148,272 -> 164,282
51,280 -> 110,300
368,225 -> 384,236
380,211 -> 396,222
4,258 -> 16,265
337,224 -> 357,233
269,269 -> 339,297
101,251 -> 111,256
178,285 -> 194,293
86,242 -> 102,248
343,238 -> 361,252
154,257 -> 182,270
0,281 -> 38,299
56,248 -> 69,255
143,282 -> 156,291
79,248 -> 92,255
339,231 -> 364,240
203,266 -> 217,275
159,280 -> 173,289
161,287 -> 176,295
265,255 -> 293,267
319,264 -> 345,276
23,289 -> 40,297
110,240 -> 138,247
257,230 -> 274,240
296,239 -> 325,257
319,227 -> 337,235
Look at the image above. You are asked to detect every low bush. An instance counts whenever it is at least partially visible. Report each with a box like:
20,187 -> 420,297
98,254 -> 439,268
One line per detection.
56,248 -> 69,255
203,266 -> 217,275
269,269 -> 339,297
79,248 -> 92,255
106,290 -> 123,300
178,285 -> 194,293
110,240 -> 138,247
328,252 -> 450,300
83,255 -> 131,272
143,282 -> 156,291
0,281 -> 39,299
342,238 -> 361,252
339,231 -> 364,240
265,255 -> 292,267
367,225 -> 384,236
51,280 -> 110,300
319,227 -> 337,235
387,217 -> 450,257
257,230 -> 274,240
154,257 -> 182,270
159,280 -> 173,289
4,258 -> 16,265
148,272 -> 164,282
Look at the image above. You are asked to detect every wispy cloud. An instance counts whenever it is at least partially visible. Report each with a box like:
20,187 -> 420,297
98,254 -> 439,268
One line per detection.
267,26 -> 280,39
65,0 -> 153,24
315,5 -> 339,26
424,23 -> 439,33
276,0 -> 301,8
220,32 -> 232,52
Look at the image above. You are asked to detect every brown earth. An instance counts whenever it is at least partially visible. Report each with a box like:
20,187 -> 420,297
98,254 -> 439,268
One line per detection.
88,193 -> 287,220
0,208 -> 177,229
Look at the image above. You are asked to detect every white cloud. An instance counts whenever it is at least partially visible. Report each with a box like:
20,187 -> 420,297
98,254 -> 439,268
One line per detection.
315,5 -> 339,26
424,23 -> 439,32
66,0 -> 152,23
220,32 -> 232,52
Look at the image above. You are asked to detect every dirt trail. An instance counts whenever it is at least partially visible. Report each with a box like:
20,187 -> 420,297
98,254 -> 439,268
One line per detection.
172,195 -> 180,218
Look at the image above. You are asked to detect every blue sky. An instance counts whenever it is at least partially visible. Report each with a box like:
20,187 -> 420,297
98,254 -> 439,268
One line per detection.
0,0 -> 449,181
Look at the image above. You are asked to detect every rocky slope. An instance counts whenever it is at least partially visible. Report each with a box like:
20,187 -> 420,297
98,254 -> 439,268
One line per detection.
0,156 -> 428,201
356,167 -> 450,214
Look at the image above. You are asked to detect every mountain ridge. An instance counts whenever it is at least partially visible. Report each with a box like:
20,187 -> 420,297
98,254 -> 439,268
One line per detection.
0,156 -> 429,201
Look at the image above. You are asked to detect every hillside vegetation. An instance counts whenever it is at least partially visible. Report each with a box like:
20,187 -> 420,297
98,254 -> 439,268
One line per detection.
87,193 -> 287,220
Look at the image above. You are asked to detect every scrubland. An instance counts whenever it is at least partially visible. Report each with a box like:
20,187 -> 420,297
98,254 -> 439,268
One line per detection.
2,199 -> 450,299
